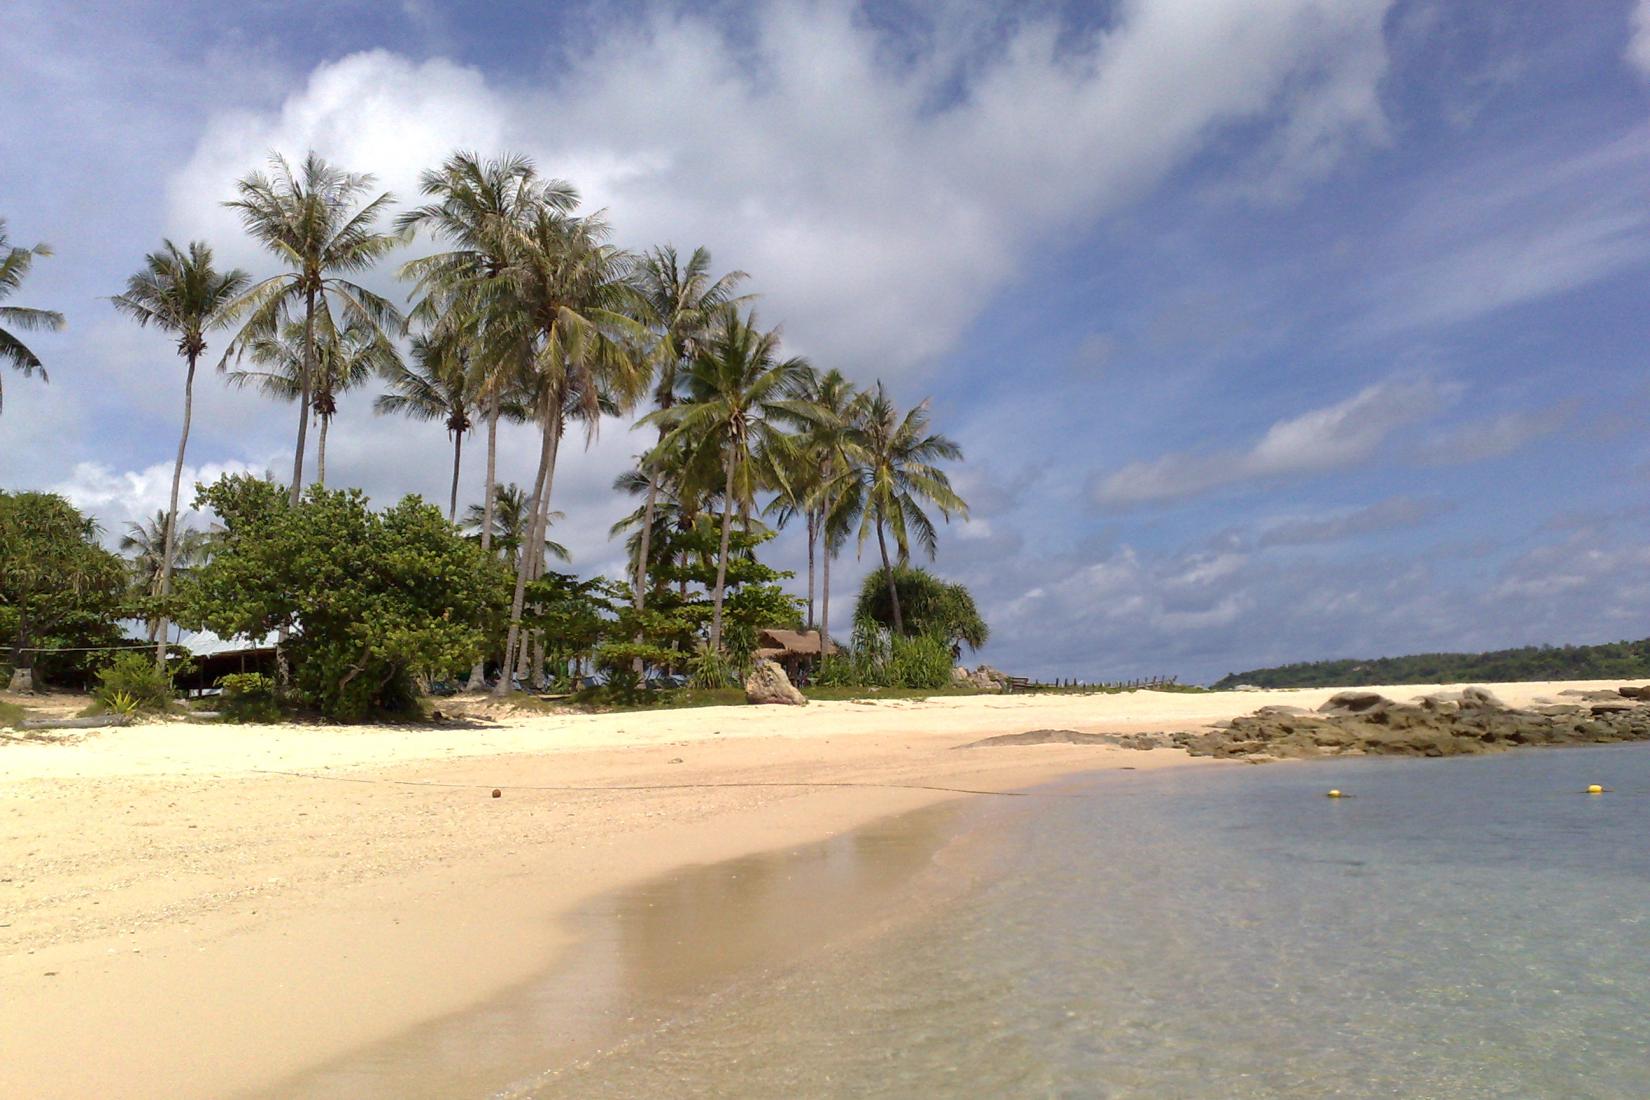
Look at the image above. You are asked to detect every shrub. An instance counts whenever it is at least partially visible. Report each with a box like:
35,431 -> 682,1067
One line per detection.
217,672 -> 281,722
888,633 -> 953,689
689,645 -> 737,689
94,651 -> 176,713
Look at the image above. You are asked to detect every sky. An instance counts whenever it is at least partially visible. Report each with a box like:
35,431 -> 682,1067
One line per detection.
3,0 -> 1649,683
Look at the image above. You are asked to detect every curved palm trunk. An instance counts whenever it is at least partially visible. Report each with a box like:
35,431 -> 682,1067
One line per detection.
497,412 -> 562,695
876,516 -> 903,636
465,394 -> 501,692
448,430 -> 463,523
155,351 -> 198,666
709,450 -> 738,654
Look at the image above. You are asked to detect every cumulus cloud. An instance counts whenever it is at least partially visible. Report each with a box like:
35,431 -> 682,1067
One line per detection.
50,458 -> 264,540
1094,377 -> 1452,505
164,1 -> 1395,373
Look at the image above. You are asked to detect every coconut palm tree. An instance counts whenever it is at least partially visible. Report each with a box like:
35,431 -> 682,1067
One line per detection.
630,246 -> 748,614
0,219 -> 65,414
487,205 -> 653,693
399,152 -> 575,557
375,330 -> 476,521
224,152 -> 405,504
120,512 -> 213,643
110,240 -> 249,662
794,368 -> 861,653
646,309 -> 811,653
834,383 -> 969,636
228,314 -> 396,486
463,483 -> 570,572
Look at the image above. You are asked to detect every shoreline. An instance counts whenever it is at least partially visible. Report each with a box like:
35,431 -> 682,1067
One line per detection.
1,680 -> 1637,1097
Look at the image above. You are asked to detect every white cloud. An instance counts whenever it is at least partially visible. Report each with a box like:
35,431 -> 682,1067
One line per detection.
1630,0 -> 1650,77
1417,404 -> 1571,465
1094,377 -> 1452,505
164,1 -> 1395,374
50,458 -> 263,542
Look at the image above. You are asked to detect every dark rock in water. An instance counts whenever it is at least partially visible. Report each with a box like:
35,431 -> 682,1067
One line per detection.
1181,685 -> 1650,761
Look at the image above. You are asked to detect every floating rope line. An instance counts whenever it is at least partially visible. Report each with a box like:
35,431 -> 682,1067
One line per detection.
251,767 -> 1031,798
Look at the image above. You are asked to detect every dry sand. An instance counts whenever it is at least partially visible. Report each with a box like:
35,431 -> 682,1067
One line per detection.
1,680 -> 1635,1098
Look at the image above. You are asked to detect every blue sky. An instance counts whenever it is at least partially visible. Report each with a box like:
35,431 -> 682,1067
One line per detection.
4,1 -> 1649,682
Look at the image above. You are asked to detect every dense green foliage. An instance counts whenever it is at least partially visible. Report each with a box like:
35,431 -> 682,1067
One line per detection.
93,651 -> 181,713
180,475 -> 505,719
853,566 -> 988,653
816,621 -> 955,690
0,491 -> 128,687
217,672 -> 280,722
1212,639 -> 1650,690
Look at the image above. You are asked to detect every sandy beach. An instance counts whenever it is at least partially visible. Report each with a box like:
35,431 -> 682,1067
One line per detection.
1,680 -> 1636,1098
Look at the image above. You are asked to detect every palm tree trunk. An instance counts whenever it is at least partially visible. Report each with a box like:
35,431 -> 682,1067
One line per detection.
805,509 -> 817,630
709,449 -> 737,654
156,351 -> 197,667
448,431 -> 463,523
497,412 -> 561,696
291,286 -> 316,506
820,539 -> 832,662
877,517 -> 903,636
466,394 -> 500,692
316,412 -> 329,488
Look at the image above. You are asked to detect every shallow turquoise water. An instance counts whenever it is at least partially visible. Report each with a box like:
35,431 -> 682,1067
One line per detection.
527,746 -> 1650,1098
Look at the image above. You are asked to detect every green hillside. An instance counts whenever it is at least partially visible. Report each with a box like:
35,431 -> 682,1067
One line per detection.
1211,639 -> 1650,690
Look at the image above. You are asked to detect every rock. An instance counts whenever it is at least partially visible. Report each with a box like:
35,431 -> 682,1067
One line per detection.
967,666 -> 1006,693
958,728 -> 1174,750
951,666 -> 972,685
1318,691 -> 1390,715
1459,686 -> 1506,710
1618,685 -> 1650,701
6,668 -> 35,693
744,658 -> 807,706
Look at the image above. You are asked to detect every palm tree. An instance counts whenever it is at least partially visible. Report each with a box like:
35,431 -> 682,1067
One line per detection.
487,205 -> 653,694
795,368 -> 861,653
120,512 -> 213,643
110,240 -> 249,663
375,330 -> 475,520
631,246 -> 748,616
0,219 -> 65,414
835,383 -> 969,636
224,152 -> 405,504
463,484 -> 570,572
228,314 -> 395,486
646,309 -> 811,653
399,152 -> 574,557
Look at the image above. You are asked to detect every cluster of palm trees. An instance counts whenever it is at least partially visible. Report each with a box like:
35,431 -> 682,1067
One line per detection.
3,148 -> 970,693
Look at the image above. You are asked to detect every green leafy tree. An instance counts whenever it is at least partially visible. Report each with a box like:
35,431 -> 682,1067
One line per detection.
224,152 -> 405,504
180,475 -> 506,720
0,218 -> 66,413
853,566 -> 988,654
110,239 -> 249,661
1,492 -> 126,691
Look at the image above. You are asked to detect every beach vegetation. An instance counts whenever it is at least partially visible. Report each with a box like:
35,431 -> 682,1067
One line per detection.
853,566 -> 988,654
216,672 -> 281,722
1214,640 -> 1650,690
0,218 -> 65,414
92,650 -> 181,713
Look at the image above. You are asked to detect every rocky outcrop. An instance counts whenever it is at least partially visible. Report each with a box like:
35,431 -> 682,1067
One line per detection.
744,658 -> 807,706
1178,685 -> 1650,760
959,665 -> 1007,693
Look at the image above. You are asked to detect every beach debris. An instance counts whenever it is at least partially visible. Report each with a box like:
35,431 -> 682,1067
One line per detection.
1586,784 -> 1605,794
1327,789 -> 1344,798
19,714 -> 133,730
491,789 -> 502,799
744,658 -> 807,706
1177,685 -> 1650,761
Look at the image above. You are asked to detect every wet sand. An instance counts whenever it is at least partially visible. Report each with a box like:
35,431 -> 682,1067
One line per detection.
1,681 -> 1635,1098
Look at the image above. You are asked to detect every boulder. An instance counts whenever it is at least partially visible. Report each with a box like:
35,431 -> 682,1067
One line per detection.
744,658 -> 807,706
951,666 -> 972,685
1318,691 -> 1390,716
1618,685 -> 1650,701
7,667 -> 35,694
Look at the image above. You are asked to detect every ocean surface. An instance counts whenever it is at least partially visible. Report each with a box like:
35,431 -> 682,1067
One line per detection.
516,746 -> 1650,1099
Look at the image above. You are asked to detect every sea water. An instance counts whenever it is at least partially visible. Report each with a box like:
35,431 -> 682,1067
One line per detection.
522,746 -> 1650,1098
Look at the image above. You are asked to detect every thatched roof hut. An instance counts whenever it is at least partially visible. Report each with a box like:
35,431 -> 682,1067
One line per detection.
753,628 -> 834,683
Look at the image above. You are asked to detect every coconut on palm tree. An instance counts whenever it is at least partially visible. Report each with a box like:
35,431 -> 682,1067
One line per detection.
0,218 -> 66,414
110,240 -> 249,662
834,382 -> 968,636
645,309 -> 811,654
223,152 -> 405,504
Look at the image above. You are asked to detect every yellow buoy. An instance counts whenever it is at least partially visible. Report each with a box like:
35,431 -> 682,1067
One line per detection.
1327,789 -> 1343,798
1587,784 -> 1604,794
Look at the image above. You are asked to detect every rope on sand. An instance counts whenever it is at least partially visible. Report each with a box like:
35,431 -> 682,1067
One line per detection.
250,767 -> 1031,798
